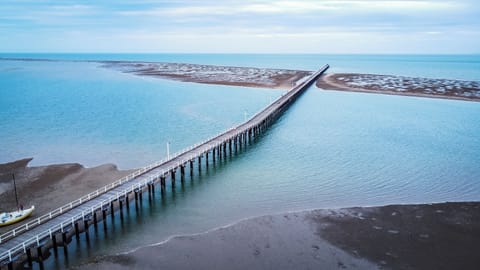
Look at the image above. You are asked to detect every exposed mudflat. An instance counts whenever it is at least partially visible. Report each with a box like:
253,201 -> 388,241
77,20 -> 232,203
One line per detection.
0,158 -> 133,234
76,202 -> 480,270
317,73 -> 480,101
102,61 -> 312,89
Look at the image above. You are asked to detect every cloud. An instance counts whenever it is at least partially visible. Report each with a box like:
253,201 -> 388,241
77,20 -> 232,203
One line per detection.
0,0 -> 478,53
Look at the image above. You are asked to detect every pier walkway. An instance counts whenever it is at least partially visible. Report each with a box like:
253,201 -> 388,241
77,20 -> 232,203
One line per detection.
0,64 -> 329,268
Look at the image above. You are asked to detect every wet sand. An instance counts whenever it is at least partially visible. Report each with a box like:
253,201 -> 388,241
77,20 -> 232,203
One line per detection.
0,158 -> 133,234
102,61 -> 312,90
76,202 -> 480,270
317,73 -> 480,102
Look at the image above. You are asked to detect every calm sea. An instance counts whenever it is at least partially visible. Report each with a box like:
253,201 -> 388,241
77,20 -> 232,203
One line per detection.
0,54 -> 479,269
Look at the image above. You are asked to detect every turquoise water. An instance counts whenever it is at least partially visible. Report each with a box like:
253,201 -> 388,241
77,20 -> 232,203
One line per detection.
0,54 -> 479,269
0,60 -> 280,168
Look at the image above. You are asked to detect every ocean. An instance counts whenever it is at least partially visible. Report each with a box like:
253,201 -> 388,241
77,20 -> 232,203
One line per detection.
0,54 -> 479,269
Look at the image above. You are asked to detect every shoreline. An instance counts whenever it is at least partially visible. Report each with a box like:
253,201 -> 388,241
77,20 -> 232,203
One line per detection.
2,158 -> 479,270
0,158 -> 134,234
76,201 -> 480,270
317,73 -> 480,102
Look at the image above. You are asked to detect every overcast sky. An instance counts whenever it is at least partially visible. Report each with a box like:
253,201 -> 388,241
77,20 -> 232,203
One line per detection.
1,0 -> 479,53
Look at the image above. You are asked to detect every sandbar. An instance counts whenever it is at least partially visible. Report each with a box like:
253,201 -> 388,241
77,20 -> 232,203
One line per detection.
317,73 -> 480,102
101,61 -> 312,90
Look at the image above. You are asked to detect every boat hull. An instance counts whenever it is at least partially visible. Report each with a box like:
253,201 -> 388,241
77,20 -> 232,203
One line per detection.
0,206 -> 35,227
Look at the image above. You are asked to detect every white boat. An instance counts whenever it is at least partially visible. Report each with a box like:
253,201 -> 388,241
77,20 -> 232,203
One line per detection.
0,206 -> 35,227
0,173 -> 35,226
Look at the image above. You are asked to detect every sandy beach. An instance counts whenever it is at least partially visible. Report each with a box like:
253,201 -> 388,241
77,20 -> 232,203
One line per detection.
76,202 -> 480,270
317,73 -> 480,102
0,158 -> 133,234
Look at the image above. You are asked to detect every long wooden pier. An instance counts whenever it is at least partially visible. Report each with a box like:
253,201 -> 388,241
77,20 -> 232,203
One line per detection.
0,64 -> 329,269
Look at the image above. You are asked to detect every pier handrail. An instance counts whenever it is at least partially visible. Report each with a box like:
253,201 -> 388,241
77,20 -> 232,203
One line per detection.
0,64 -> 329,263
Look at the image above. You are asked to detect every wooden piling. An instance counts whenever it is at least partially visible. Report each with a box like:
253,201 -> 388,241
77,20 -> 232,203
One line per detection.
62,232 -> 68,256
52,234 -> 58,256
119,200 -> 124,220
37,246 -> 44,270
84,220 -> 90,242
102,209 -> 107,230
160,176 -> 166,190
171,170 -> 176,188
74,222 -> 80,240
93,212 -> 98,229
26,248 -> 33,268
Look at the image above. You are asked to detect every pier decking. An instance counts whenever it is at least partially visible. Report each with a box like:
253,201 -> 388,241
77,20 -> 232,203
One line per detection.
0,64 -> 329,269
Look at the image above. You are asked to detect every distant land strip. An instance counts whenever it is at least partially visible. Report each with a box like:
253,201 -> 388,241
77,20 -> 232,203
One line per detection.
101,61 -> 312,90
317,73 -> 480,102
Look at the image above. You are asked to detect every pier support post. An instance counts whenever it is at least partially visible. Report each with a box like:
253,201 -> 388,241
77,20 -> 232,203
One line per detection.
126,194 -> 130,211
102,209 -> 107,230
198,156 -> 202,172
212,148 -> 216,162
93,212 -> 98,229
171,170 -> 176,188
84,220 -> 90,242
62,232 -> 68,257
52,234 -> 58,256
206,152 -> 209,167
119,200 -> 124,220
26,248 -> 33,268
147,185 -> 153,203
189,161 -> 194,175
110,202 -> 115,219
180,165 -> 185,178
74,222 -> 80,240
37,246 -> 44,270
7,261 -> 13,270
160,176 -> 166,190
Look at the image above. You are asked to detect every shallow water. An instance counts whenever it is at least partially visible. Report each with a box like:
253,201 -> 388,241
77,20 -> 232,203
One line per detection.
0,54 -> 479,269
0,60 -> 280,168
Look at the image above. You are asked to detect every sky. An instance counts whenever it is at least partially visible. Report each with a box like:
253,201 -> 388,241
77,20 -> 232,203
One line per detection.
0,0 -> 479,53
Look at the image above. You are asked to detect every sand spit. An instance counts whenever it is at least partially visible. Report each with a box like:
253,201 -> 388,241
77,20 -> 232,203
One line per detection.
101,61 -> 312,89
76,202 -> 480,270
317,73 -> 480,102
0,158 -> 133,234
